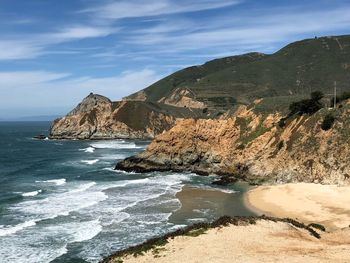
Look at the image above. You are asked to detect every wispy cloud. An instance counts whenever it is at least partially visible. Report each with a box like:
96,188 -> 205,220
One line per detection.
0,69 -> 162,117
0,25 -> 116,60
0,71 -> 70,87
122,5 -> 350,55
48,25 -> 117,41
83,0 -> 241,20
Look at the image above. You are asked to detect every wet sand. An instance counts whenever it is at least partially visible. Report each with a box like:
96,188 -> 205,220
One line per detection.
169,184 -> 255,225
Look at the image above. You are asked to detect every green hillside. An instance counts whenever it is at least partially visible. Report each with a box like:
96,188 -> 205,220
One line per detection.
126,35 -> 350,111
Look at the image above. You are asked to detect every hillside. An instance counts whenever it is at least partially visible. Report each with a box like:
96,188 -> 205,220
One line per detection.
127,35 -> 350,111
51,35 -> 350,139
116,97 -> 350,185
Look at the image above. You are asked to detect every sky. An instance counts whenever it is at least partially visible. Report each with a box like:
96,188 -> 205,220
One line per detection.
0,0 -> 350,118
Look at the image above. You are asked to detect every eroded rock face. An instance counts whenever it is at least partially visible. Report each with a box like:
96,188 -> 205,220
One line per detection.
117,100 -> 350,185
49,93 -> 178,140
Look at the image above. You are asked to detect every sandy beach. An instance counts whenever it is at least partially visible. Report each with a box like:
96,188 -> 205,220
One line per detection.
245,183 -> 350,230
108,218 -> 350,263
105,183 -> 350,263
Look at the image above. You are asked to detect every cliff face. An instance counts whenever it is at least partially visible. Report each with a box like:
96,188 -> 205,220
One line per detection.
49,93 -> 186,139
117,99 -> 350,185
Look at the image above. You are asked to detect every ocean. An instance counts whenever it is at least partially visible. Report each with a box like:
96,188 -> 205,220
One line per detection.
0,122 -> 254,263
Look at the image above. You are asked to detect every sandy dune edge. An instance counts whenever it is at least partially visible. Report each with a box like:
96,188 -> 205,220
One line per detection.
108,219 -> 350,263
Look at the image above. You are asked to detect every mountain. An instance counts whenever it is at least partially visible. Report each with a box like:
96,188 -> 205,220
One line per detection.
126,35 -> 350,108
50,35 -> 350,139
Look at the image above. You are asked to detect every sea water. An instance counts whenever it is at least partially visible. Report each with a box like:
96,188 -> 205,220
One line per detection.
0,122 -> 254,263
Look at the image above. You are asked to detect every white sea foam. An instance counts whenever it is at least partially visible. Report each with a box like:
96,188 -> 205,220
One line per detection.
11,181 -> 107,221
36,178 -> 66,186
100,154 -> 127,160
194,185 -> 238,194
0,220 -> 37,237
80,147 -> 95,153
2,172 -> 195,262
71,219 -> 102,243
22,190 -> 42,197
103,167 -> 138,174
0,219 -> 102,263
81,159 -> 99,165
70,182 -> 96,193
90,140 -> 142,149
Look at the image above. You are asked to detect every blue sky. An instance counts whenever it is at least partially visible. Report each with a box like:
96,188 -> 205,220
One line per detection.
0,0 -> 350,118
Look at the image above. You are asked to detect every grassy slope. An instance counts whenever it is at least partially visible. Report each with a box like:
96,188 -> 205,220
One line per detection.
126,35 -> 350,112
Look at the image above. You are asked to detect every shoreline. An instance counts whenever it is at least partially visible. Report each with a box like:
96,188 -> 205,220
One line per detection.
103,182 -> 350,263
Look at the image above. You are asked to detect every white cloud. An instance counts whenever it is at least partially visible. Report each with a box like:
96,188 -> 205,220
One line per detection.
121,6 -> 350,55
0,71 -> 69,87
0,25 -> 116,60
47,26 -> 117,41
84,0 -> 240,20
0,69 -> 162,117
0,40 -> 42,60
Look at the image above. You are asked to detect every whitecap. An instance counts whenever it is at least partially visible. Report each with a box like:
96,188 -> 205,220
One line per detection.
103,167 -> 138,174
36,178 -> 66,186
64,219 -> 102,243
11,181 -> 107,221
81,159 -> 99,165
70,182 -> 96,193
0,220 -> 37,237
22,190 -> 42,197
80,147 -> 95,153
99,154 -> 127,160
90,140 -> 142,149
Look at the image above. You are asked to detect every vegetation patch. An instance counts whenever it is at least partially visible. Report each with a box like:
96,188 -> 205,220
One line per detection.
288,91 -> 324,116
321,114 -> 335,131
308,223 -> 326,232
239,121 -> 270,146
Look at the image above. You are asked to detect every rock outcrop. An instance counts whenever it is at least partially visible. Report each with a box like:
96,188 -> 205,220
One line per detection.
49,93 -> 206,140
117,99 -> 350,185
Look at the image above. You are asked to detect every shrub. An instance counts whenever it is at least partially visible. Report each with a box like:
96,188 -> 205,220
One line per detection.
321,114 -> 335,131
310,91 -> 324,101
288,91 -> 323,116
278,117 -> 287,128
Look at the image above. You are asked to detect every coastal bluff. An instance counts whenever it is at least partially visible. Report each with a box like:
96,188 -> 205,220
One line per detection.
49,93 -> 204,140
117,99 -> 350,185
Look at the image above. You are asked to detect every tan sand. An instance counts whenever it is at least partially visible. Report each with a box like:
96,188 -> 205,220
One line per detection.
245,183 -> 350,230
114,220 -> 350,263
107,183 -> 350,263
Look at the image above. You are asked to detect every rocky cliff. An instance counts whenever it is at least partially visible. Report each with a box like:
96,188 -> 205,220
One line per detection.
117,98 -> 350,185
49,93 -> 206,139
